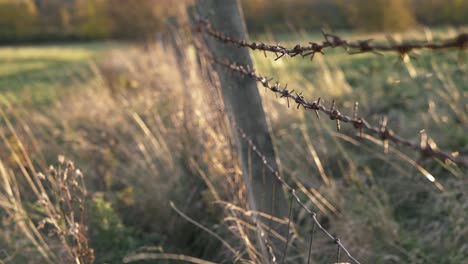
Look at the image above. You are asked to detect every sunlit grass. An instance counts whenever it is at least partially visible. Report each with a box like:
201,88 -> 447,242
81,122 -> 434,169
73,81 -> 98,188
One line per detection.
0,46 -> 94,61
0,27 -> 467,264
0,42 -> 124,105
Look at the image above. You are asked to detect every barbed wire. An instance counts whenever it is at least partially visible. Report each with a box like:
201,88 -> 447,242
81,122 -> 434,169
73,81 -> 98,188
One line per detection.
192,38 -> 358,263
235,124 -> 360,264
194,43 -> 468,168
188,13 -> 467,263
196,19 -> 468,60
202,47 -> 467,167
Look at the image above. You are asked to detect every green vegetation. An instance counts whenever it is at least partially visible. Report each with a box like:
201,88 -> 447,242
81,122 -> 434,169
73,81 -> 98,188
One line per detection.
0,42 -> 120,104
0,27 -> 467,264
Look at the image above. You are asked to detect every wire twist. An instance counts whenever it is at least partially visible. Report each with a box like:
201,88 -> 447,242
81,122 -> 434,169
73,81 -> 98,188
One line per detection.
197,48 -> 468,168
236,125 -> 361,264
196,19 -> 468,61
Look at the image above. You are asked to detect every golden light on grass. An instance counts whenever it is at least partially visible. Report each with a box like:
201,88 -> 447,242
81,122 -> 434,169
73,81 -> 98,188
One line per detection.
0,20 -> 466,263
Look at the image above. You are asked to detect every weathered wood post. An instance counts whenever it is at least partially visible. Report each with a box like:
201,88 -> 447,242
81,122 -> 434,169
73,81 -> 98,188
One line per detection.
191,1 -> 288,256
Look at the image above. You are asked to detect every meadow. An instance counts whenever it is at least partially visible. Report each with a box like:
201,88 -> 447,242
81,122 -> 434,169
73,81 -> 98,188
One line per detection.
0,43 -> 126,105
0,25 -> 467,264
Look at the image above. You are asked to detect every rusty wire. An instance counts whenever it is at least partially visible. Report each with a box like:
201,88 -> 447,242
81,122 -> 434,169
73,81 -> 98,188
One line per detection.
187,14 -> 467,263
196,19 -> 468,60
235,125 -> 361,264
196,47 -> 468,168
193,39 -> 359,263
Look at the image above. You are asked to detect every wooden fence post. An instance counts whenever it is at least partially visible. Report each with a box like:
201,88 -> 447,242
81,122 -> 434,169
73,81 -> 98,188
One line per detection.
192,0 -> 288,250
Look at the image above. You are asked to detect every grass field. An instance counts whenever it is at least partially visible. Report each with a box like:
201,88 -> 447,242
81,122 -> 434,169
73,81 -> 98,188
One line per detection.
0,42 -> 123,105
0,27 -> 467,264
250,31 -> 467,263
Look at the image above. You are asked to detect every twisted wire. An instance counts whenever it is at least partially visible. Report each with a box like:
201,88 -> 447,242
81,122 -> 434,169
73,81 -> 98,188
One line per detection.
188,15 -> 467,264
196,19 -> 468,60
236,125 -> 361,264
197,47 -> 468,168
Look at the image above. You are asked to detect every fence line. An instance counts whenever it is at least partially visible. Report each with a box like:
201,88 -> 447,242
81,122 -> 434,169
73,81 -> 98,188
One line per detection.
235,125 -> 360,264
194,42 -> 468,168
188,11 -> 467,263
196,19 -> 468,60
193,38 -> 360,263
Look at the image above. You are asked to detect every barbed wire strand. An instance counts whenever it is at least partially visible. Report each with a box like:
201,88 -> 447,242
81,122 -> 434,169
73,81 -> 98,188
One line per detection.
189,18 -> 463,263
195,46 -> 468,168
236,125 -> 361,264
194,38 -> 357,263
196,19 -> 468,61
192,34 -> 282,264
185,10 -> 468,264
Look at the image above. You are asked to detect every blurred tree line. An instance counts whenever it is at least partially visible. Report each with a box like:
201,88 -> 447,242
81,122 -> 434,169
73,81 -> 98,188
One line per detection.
242,0 -> 467,33
0,0 -> 172,43
0,0 -> 466,43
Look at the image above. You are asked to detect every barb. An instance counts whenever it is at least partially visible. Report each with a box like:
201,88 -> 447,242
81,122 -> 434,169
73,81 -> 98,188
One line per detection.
196,19 -> 468,60
197,47 -> 468,167
236,125 -> 361,264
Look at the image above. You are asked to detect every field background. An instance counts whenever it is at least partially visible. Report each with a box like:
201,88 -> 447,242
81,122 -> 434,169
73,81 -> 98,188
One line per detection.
0,1 -> 467,264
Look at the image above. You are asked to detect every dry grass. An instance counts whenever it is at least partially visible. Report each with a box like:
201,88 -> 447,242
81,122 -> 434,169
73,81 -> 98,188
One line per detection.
0,36 -> 273,262
0,23 -> 467,264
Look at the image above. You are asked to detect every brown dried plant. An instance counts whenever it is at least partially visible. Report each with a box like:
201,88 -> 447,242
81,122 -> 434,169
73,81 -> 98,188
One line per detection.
36,157 -> 95,264
0,154 -> 94,264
